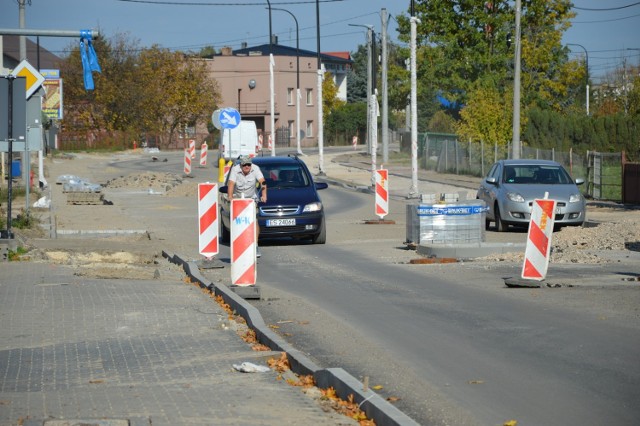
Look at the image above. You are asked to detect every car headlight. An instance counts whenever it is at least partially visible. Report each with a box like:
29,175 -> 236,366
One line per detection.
506,192 -> 525,203
303,202 -> 322,212
569,193 -> 583,203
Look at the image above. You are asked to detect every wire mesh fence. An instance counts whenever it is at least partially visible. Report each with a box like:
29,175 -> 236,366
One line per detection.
400,131 -> 625,202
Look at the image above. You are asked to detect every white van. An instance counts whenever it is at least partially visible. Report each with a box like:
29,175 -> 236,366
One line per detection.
218,120 -> 259,163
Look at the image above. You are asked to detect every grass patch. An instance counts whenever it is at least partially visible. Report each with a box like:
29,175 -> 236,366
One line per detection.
12,211 -> 40,229
8,246 -> 29,261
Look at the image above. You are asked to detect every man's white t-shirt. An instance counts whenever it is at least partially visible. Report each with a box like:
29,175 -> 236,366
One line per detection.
229,164 -> 265,200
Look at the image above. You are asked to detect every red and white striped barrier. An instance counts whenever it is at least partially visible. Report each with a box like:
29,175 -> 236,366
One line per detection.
199,143 -> 208,166
189,139 -> 196,159
258,134 -> 263,150
375,168 -> 389,219
521,198 -> 557,280
267,134 -> 273,150
352,136 -> 358,150
198,183 -> 219,258
184,148 -> 191,175
230,198 -> 257,286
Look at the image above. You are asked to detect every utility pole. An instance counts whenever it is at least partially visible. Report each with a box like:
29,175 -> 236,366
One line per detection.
408,0 -> 420,197
568,43 -> 589,116
381,8 -> 389,164
316,0 -> 325,175
348,24 -> 373,153
511,0 -> 522,159
271,7 -> 302,155
18,0 -> 26,60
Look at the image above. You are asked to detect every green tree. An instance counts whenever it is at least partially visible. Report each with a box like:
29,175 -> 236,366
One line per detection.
136,48 -> 220,146
395,0 -> 579,136
60,33 -> 220,148
324,102 -> 368,144
457,85 -> 514,144
323,71 -> 345,121
347,44 -> 369,103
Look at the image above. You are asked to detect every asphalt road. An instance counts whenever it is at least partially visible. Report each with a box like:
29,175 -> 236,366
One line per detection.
239,185 -> 640,426
80,148 -> 640,425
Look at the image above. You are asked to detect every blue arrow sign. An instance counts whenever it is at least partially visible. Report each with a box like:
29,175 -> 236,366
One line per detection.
219,107 -> 241,129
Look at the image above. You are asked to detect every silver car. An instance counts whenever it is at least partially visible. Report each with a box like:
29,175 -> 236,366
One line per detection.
477,159 -> 586,231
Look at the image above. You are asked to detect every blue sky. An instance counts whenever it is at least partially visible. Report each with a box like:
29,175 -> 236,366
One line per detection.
1,0 -> 638,82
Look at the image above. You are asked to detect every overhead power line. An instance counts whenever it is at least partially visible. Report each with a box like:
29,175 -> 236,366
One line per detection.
116,0 -> 342,5
573,12 -> 640,23
573,1 -> 640,11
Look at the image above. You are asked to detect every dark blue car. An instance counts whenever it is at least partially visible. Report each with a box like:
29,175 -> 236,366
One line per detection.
219,155 -> 328,244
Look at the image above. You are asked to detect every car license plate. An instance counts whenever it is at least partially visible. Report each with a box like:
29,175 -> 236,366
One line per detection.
266,218 -> 296,227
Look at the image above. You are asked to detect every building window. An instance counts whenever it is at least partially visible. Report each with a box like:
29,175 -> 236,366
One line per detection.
306,120 -> 313,138
288,120 -> 294,139
306,88 -> 313,105
287,88 -> 294,105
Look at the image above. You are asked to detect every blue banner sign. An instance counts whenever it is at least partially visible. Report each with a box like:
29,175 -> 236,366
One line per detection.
417,205 -> 488,216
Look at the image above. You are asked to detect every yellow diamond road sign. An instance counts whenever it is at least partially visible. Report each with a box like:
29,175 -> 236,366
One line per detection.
11,60 -> 45,99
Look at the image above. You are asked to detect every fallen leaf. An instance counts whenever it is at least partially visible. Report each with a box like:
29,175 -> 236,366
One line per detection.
372,385 -> 384,390
504,421 -> 518,426
386,396 -> 400,402
252,343 -> 271,351
468,379 -> 485,385
267,352 -> 291,372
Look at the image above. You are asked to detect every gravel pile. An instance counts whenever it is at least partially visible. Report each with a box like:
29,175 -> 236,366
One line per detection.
104,172 -> 184,192
481,218 -> 640,264
103,171 -> 203,197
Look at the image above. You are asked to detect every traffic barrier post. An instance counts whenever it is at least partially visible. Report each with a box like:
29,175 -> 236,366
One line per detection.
198,183 -> 219,258
230,197 -> 257,286
200,143 -> 208,166
184,148 -> 191,176
189,139 -> 196,159
218,157 -> 226,182
375,168 -> 389,219
364,167 -> 395,225
521,197 -> 557,280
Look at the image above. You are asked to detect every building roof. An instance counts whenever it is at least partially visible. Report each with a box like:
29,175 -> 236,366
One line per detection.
219,43 -> 352,64
322,51 -> 351,60
2,35 -> 63,70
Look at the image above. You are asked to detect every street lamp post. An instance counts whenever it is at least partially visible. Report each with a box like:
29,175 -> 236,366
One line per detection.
316,0 -> 325,175
265,0 -> 272,50
409,0 -> 420,196
272,7 -> 302,155
511,0 -> 522,159
567,43 -> 589,115
348,24 -> 374,153
350,24 -> 377,185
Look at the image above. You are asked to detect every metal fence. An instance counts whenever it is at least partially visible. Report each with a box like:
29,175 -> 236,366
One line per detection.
399,131 -> 625,202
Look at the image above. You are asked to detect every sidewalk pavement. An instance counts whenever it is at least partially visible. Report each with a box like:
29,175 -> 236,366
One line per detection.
1,148 -> 632,426
0,147 -> 420,426
0,262 -> 365,426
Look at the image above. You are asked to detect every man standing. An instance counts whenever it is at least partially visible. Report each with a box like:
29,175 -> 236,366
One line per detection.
227,155 -> 267,257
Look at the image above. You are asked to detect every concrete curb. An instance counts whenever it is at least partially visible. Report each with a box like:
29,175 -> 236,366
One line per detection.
162,250 -> 420,426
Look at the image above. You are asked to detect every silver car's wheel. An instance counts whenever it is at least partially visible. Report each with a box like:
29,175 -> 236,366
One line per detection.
495,205 -> 508,232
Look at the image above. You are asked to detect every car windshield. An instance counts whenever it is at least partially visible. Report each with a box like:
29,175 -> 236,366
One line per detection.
503,165 -> 574,185
260,164 -> 309,188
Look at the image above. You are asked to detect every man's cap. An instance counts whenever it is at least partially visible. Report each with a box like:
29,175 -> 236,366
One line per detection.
239,155 -> 252,165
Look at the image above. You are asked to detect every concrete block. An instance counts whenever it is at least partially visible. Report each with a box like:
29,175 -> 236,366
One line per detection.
417,242 -> 525,259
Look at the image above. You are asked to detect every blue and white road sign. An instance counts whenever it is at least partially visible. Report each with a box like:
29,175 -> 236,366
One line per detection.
219,107 -> 241,129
